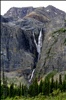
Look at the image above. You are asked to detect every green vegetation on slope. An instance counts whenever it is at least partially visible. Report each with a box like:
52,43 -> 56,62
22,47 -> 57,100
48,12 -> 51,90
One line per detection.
52,28 -> 66,35
43,28 -> 66,69
2,92 -> 66,100
1,73 -> 66,100
45,71 -> 57,80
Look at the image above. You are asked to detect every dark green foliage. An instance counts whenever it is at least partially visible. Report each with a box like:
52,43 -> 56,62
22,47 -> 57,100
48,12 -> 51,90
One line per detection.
59,74 -> 62,85
62,79 -> 66,92
64,74 -> 66,80
42,78 -> 50,96
33,78 -> 38,96
50,75 -> 55,93
52,28 -> 66,35
14,87 -> 18,96
62,74 -> 66,92
1,84 -> 9,99
29,78 -> 38,96
55,79 -> 58,90
21,84 -> 28,96
38,80 -> 43,93
17,83 -> 22,96
22,85 -> 24,96
1,73 -> 66,98
28,84 -> 34,96
9,83 -> 14,97
23,85 -> 28,96
59,74 -> 63,92
29,79 -> 38,96
0,80 -> 1,97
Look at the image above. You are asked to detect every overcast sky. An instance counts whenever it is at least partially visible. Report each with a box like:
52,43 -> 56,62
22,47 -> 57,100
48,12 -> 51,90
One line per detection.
1,1 -> 66,15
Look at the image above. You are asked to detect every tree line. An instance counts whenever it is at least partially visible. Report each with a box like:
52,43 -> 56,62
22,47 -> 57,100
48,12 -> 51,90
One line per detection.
0,74 -> 66,99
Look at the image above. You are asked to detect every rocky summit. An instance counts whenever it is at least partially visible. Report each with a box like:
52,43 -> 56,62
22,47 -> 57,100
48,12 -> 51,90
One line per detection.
1,5 -> 66,84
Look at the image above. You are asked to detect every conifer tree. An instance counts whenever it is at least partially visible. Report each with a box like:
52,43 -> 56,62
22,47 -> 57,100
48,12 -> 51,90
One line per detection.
0,80 -> 2,98
47,79 -> 50,95
9,83 -> 14,97
13,85 -> 17,97
2,77 -> 8,98
42,78 -> 50,96
55,79 -> 58,90
22,85 -> 24,96
59,74 -> 62,91
62,79 -> 66,92
17,83 -> 22,96
28,84 -> 33,96
38,80 -> 43,94
50,75 -> 54,93
23,85 -> 28,96
59,74 -> 62,85
64,74 -> 66,80
32,78 -> 38,96
29,78 -> 38,97
62,75 -> 66,92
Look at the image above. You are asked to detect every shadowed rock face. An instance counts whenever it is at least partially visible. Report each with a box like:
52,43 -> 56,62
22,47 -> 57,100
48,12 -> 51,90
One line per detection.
1,23 -> 37,72
1,6 -> 66,81
0,15 -> 9,23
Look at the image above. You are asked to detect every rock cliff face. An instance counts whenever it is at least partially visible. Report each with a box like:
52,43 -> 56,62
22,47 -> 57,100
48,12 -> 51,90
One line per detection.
4,7 -> 35,21
1,5 -> 66,82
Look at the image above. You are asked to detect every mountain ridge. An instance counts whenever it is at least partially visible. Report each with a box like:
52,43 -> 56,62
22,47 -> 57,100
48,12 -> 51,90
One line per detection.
1,5 -> 66,84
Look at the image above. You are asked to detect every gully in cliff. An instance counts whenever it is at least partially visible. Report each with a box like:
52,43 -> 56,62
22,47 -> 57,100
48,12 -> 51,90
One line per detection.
29,29 -> 43,82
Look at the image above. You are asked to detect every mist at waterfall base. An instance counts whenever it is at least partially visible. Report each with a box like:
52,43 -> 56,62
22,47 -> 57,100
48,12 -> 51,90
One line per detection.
29,29 -> 42,82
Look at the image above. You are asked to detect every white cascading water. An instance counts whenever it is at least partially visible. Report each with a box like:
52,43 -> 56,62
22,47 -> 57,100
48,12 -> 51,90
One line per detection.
29,29 -> 42,82
29,69 -> 35,82
33,30 -> 42,56
37,30 -> 42,58
33,32 -> 38,49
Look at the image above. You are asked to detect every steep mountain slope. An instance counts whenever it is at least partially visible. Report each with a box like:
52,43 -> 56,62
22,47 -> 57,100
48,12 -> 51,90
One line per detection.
1,6 -> 66,84
4,7 -> 35,21
45,5 -> 65,19
1,22 -> 38,79
36,27 -> 66,78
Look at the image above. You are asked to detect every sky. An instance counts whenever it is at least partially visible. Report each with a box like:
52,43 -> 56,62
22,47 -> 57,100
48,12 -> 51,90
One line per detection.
1,1 -> 66,15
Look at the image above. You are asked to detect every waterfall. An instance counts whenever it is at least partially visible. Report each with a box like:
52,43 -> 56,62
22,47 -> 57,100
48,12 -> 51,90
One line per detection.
33,32 -> 38,49
29,69 -> 35,82
28,29 -> 42,82
33,29 -> 42,56
37,30 -> 42,56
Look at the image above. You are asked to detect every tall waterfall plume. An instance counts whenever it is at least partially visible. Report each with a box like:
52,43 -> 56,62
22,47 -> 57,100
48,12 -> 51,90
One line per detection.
28,29 -> 43,82
37,29 -> 42,58
33,29 -> 42,59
